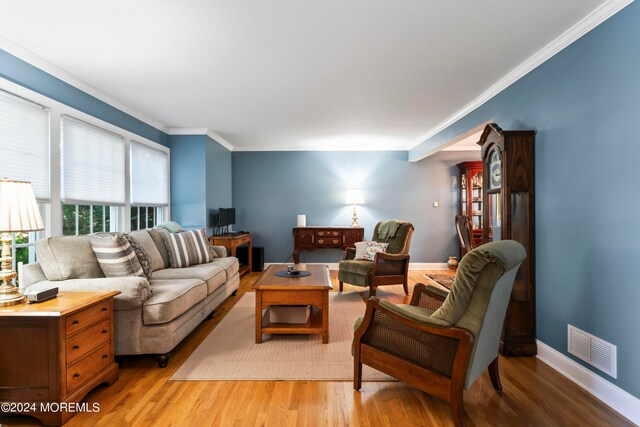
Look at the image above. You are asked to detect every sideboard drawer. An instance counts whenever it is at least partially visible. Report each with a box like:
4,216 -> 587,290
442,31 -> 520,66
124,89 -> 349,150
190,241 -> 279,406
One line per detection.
66,300 -> 110,337
66,341 -> 111,394
66,319 -> 111,365
316,238 -> 342,248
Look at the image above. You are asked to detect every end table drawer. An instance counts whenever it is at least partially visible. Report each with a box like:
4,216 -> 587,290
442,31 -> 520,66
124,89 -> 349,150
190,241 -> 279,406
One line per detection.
66,319 -> 111,365
66,342 -> 111,394
66,300 -> 110,337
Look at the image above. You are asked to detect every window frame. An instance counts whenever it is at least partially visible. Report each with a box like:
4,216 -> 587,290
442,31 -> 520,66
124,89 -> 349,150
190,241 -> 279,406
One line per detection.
0,77 -> 170,243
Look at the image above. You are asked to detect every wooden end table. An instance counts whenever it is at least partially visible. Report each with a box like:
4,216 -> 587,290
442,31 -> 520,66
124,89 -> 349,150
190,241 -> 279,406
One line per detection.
0,291 -> 120,425
209,233 -> 252,276
252,264 -> 332,344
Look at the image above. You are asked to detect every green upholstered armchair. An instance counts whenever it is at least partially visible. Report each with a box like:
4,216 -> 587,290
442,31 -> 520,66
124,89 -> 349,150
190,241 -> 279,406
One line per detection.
353,240 -> 526,427
338,221 -> 414,297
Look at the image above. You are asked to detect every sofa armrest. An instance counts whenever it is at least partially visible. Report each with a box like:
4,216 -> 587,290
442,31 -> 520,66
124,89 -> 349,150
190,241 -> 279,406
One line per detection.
20,262 -> 48,288
211,245 -> 228,258
24,277 -> 151,310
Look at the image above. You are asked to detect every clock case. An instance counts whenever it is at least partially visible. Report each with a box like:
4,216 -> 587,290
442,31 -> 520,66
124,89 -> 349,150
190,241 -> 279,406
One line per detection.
478,123 -> 536,356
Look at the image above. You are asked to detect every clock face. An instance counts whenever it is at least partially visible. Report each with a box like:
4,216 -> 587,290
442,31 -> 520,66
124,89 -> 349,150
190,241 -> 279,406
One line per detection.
489,149 -> 502,189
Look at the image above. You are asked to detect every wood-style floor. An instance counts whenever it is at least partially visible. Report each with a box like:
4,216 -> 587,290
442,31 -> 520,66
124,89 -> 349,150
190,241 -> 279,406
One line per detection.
1,270 -> 632,427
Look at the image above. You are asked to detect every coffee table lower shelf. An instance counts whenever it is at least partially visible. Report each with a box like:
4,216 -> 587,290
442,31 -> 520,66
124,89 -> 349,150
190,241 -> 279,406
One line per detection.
260,306 -> 323,335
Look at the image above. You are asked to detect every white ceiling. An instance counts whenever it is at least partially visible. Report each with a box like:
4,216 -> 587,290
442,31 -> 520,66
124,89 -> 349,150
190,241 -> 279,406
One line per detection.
0,0 -> 607,151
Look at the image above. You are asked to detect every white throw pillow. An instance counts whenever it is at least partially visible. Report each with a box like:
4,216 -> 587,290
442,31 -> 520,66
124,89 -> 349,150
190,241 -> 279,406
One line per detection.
353,241 -> 367,260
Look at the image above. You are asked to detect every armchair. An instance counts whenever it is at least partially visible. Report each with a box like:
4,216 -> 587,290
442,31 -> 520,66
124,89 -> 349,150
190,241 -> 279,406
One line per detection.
455,214 -> 475,257
353,240 -> 526,427
338,221 -> 414,296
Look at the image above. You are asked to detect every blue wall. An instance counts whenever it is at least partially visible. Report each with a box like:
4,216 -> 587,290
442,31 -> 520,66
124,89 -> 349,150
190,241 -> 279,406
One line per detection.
410,2 -> 640,397
206,135 -> 233,235
232,150 -> 477,263
0,49 -> 169,146
170,135 -> 232,233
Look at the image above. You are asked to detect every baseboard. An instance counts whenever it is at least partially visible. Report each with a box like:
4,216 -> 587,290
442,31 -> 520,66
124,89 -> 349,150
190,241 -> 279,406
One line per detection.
264,262 -> 448,270
536,340 -> 640,425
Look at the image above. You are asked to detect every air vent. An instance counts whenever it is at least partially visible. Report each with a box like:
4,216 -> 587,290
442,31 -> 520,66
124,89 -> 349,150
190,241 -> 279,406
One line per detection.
568,325 -> 617,378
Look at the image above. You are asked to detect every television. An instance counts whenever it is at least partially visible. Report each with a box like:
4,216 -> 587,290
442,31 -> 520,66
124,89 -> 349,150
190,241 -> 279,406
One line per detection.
218,208 -> 236,227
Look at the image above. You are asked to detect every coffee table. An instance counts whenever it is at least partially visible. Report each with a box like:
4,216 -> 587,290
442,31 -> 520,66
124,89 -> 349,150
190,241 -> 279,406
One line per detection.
252,264 -> 333,343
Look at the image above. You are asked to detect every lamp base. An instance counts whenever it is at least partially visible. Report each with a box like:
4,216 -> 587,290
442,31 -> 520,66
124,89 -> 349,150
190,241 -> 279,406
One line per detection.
0,291 -> 26,307
351,206 -> 360,228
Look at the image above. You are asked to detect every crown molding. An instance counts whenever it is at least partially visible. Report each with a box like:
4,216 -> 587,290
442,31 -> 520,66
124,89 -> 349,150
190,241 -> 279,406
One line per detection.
168,128 -> 234,151
232,145 -> 401,152
0,35 -> 171,134
409,0 -> 635,152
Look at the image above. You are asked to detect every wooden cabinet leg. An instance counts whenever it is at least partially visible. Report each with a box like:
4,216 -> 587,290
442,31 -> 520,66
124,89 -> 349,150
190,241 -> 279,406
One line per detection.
322,291 -> 329,344
255,291 -> 263,344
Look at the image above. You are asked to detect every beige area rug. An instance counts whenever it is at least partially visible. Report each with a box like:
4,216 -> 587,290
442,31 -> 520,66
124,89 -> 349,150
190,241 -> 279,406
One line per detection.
171,292 -> 393,381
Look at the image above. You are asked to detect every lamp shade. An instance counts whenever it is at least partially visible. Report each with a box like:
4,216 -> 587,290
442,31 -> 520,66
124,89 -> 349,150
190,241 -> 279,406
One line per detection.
345,189 -> 364,205
0,178 -> 44,232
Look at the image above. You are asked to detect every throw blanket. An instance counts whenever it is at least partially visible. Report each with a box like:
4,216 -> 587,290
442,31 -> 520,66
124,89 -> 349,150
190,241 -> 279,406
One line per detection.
154,221 -> 185,233
377,220 -> 401,240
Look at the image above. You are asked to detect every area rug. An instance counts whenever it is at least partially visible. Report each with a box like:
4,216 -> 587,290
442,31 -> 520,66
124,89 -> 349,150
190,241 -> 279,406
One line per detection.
170,292 -> 393,381
424,273 -> 455,289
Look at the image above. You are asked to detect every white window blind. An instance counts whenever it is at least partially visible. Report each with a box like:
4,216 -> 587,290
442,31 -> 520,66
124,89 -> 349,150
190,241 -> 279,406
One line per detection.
61,116 -> 125,204
0,91 -> 50,199
131,141 -> 169,205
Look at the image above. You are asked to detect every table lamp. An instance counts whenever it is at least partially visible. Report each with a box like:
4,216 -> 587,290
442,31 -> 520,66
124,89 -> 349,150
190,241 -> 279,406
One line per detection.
0,178 -> 44,306
345,189 -> 364,228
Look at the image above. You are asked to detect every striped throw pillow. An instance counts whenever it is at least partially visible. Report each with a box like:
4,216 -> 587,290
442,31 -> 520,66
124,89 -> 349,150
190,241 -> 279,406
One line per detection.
91,233 -> 145,279
161,228 -> 216,268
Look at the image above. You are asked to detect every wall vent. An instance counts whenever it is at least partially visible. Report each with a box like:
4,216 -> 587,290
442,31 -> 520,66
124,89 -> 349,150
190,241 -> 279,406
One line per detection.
568,325 -> 617,378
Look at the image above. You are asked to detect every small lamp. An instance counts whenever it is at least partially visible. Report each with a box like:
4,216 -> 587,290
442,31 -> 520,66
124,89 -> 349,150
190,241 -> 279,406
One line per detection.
345,189 -> 364,228
0,178 -> 44,307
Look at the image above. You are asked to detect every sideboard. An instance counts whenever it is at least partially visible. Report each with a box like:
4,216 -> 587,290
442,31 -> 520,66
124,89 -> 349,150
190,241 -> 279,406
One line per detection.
293,226 -> 364,263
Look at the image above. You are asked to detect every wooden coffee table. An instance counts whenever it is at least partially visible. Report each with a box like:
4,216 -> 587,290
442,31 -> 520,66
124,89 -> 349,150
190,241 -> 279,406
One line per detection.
253,264 -> 332,343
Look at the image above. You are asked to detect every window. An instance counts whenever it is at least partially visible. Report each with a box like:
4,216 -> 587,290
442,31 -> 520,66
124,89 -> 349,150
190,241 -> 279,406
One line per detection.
0,91 -> 50,275
131,206 -> 165,231
130,140 -> 169,230
63,204 -> 118,236
61,116 -> 126,205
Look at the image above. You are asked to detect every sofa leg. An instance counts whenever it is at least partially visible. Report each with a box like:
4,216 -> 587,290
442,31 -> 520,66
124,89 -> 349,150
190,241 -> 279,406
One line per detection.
206,310 -> 215,320
339,281 -> 343,292
156,353 -> 170,368
231,289 -> 238,296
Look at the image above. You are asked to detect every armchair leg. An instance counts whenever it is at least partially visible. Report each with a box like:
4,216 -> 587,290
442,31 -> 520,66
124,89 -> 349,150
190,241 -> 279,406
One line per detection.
354,358 -> 362,390
403,280 -> 409,295
450,388 -> 466,427
339,281 -> 343,292
369,286 -> 376,297
488,357 -> 502,391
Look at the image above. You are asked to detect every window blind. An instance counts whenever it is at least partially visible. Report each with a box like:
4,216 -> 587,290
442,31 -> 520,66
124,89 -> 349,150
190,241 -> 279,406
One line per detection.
131,141 -> 169,205
61,116 -> 125,205
0,91 -> 50,200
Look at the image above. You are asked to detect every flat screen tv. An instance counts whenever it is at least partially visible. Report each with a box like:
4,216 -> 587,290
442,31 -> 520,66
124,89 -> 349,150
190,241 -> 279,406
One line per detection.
218,208 -> 236,227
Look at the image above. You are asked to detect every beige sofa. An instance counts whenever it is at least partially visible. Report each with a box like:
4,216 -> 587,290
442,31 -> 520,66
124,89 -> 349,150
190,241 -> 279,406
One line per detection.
21,229 -> 239,367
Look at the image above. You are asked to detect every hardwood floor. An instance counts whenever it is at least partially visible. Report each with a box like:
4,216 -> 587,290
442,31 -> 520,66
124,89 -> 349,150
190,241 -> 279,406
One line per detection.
1,270 -> 632,426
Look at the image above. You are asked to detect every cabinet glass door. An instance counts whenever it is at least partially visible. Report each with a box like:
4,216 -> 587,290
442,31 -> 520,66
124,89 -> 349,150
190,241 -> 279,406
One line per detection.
471,172 -> 482,231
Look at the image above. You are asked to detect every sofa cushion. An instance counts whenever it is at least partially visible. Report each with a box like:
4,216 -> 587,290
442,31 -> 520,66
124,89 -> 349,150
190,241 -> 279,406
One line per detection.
144,279 -> 207,325
151,264 -> 227,295
161,228 -> 216,268
91,233 -> 146,279
148,228 -> 171,269
129,230 -> 165,272
123,234 -> 152,280
35,235 -> 104,281
209,257 -> 239,281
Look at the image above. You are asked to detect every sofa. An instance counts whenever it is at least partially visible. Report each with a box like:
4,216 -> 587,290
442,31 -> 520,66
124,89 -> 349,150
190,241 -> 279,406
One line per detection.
21,228 -> 240,367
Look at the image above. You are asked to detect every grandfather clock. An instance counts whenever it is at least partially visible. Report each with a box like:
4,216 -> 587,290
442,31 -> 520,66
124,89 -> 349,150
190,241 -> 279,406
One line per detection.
479,123 -> 536,356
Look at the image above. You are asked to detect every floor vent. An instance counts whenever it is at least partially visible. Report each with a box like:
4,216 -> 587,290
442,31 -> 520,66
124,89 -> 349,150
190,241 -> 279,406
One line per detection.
568,325 -> 617,378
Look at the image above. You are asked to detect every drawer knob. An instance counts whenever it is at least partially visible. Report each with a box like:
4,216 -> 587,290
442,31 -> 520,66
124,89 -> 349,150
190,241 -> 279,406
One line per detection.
318,239 -> 324,244
102,330 -> 108,334
101,307 -> 108,312
72,320 -> 80,325
333,239 -> 339,244
102,354 -> 108,359
73,373 -> 80,378
72,345 -> 80,350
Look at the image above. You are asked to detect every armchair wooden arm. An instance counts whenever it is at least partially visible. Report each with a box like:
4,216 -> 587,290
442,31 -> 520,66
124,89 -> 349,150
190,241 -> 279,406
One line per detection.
354,297 -> 473,427
410,283 -> 449,311
368,252 -> 410,296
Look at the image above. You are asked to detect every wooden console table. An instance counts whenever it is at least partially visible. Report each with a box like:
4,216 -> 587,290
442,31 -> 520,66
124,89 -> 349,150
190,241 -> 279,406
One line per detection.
293,226 -> 364,264
210,233 -> 252,276
0,291 -> 120,425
